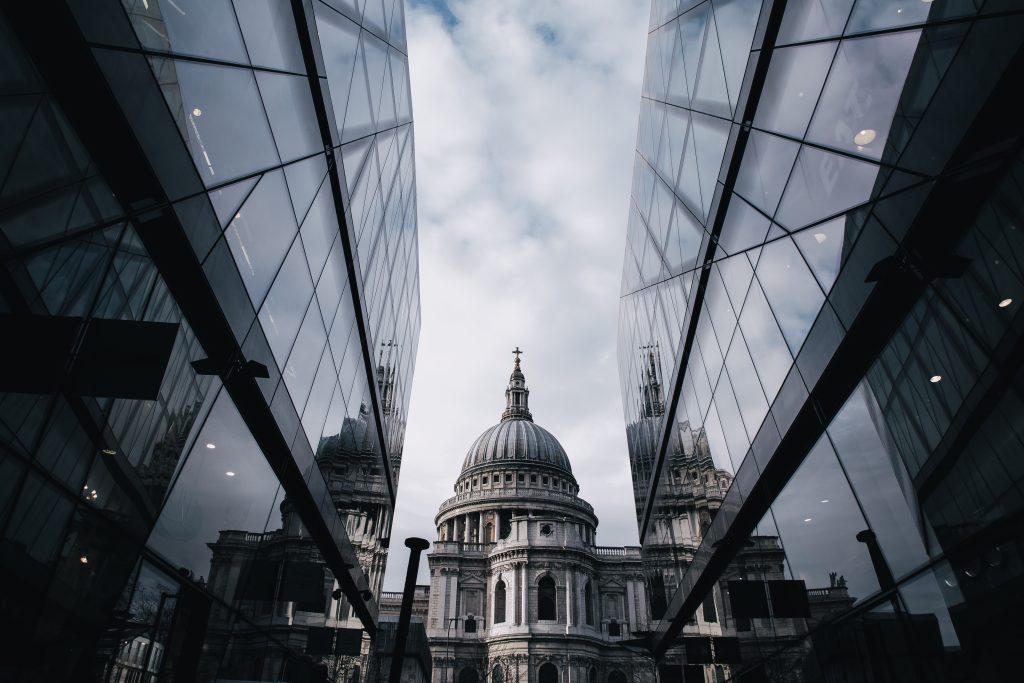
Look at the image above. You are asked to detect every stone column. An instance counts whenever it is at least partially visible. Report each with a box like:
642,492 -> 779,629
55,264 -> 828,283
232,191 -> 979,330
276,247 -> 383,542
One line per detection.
520,562 -> 528,625
463,514 -> 471,543
565,566 -> 573,628
508,564 -> 517,625
622,581 -> 630,626
478,512 -> 484,543
448,571 -> 459,624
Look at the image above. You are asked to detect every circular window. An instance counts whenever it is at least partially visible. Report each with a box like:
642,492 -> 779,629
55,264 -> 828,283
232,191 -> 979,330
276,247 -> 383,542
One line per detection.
540,524 -> 552,536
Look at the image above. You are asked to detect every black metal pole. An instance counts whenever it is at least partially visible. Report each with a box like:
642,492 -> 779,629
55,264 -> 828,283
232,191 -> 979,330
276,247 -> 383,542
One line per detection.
389,537 -> 430,683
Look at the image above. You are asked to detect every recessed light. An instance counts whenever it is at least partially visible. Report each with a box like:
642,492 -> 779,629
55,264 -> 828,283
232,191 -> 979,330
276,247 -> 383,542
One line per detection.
820,499 -> 829,503
192,107 -> 202,117
853,129 -> 876,146
79,556 -> 89,564
101,448 -> 117,456
943,578 -> 955,587
897,8 -> 903,13
206,443 -> 216,449
814,233 -> 827,244
225,471 -> 236,477
999,298 -> 1012,308
930,375 -> 942,383
803,518 -> 813,523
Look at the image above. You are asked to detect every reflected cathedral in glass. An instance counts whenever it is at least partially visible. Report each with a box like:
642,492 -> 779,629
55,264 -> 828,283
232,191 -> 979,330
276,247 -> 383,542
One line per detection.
618,0 -> 1024,681
0,1 -> 420,681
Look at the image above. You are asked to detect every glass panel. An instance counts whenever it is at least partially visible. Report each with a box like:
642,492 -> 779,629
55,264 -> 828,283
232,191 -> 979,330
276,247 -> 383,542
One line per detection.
714,0 -> 761,114
315,4 -> 361,136
755,236 -> 825,355
791,217 -> 845,294
300,181 -> 339,283
153,58 -> 279,186
224,170 -> 299,307
828,383 -> 931,579
691,112 -> 730,223
717,195 -> 770,256
775,145 -> 880,230
233,0 -> 306,72
255,71 -> 322,163
147,389 -> 280,596
258,237 -> 314,367
769,435 -> 880,603
282,300 -> 328,413
734,130 -> 800,218
806,31 -> 921,161
755,41 -> 838,140
738,280 -> 793,405
125,0 -> 249,64
777,0 -> 855,44
284,154 -> 329,227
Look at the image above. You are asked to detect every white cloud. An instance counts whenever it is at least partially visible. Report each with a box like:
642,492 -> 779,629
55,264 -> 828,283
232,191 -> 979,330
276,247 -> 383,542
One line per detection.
383,0 -> 650,589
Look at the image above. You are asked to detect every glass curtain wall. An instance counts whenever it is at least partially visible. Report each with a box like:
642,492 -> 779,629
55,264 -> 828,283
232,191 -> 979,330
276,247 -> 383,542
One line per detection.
0,1 -> 419,681
619,0 -> 1024,681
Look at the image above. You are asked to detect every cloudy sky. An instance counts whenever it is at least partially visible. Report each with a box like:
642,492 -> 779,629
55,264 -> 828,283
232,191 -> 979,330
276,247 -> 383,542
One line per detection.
382,0 -> 651,589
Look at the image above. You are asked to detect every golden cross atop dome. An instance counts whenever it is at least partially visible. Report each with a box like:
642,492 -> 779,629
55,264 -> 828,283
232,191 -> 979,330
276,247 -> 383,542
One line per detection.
512,346 -> 523,362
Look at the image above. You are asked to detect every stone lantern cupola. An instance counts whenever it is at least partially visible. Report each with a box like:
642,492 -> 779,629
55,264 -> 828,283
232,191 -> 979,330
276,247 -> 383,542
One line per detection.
501,347 -> 532,422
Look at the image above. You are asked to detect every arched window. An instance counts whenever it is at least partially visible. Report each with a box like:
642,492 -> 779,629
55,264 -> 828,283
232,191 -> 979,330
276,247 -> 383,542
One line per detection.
348,666 -> 360,683
539,663 -> 558,683
464,615 -> 477,633
584,581 -> 594,626
650,574 -> 667,620
492,666 -> 504,683
588,668 -> 597,683
459,668 -> 479,683
494,580 -> 506,623
538,576 -> 556,621
608,619 -> 620,637
609,671 -> 626,683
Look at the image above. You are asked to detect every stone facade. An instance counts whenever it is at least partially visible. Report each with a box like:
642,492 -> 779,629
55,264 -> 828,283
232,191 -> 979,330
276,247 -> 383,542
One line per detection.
420,355 -> 656,683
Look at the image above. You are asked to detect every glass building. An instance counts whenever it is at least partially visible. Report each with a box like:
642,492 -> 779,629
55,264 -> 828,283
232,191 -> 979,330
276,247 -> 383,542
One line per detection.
618,0 -> 1024,681
0,1 -> 419,681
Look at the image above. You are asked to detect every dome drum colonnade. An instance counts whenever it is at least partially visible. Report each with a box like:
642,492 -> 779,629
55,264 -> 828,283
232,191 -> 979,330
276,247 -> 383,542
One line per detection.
425,352 -> 652,683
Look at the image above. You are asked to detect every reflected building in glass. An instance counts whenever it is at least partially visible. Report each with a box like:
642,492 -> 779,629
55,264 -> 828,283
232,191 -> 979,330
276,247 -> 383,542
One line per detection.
0,1 -> 419,681
618,0 -> 1024,681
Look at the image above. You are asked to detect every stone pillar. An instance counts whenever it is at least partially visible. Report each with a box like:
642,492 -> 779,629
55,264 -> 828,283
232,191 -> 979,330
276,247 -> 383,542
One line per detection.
627,580 -> 637,629
508,565 -> 517,626
578,574 -> 586,628
565,566 -> 573,628
478,512 -> 484,543
448,571 -> 459,624
635,578 -> 648,629
463,514 -> 471,543
520,562 -> 528,625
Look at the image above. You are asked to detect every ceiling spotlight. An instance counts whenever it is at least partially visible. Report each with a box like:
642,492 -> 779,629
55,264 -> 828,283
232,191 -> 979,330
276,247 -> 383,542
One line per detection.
206,443 -> 216,449
820,499 -> 830,503
853,129 -> 876,146
930,375 -> 942,383
803,518 -> 813,523
192,107 -> 202,117
225,471 -> 236,477
999,298 -> 1012,308
814,233 -> 827,244
897,8 -> 903,13
79,556 -> 89,564
101,448 -> 117,456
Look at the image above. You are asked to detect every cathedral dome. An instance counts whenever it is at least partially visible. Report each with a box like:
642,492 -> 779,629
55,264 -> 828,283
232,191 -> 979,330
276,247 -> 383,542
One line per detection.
461,419 -> 572,475
459,350 -> 574,480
